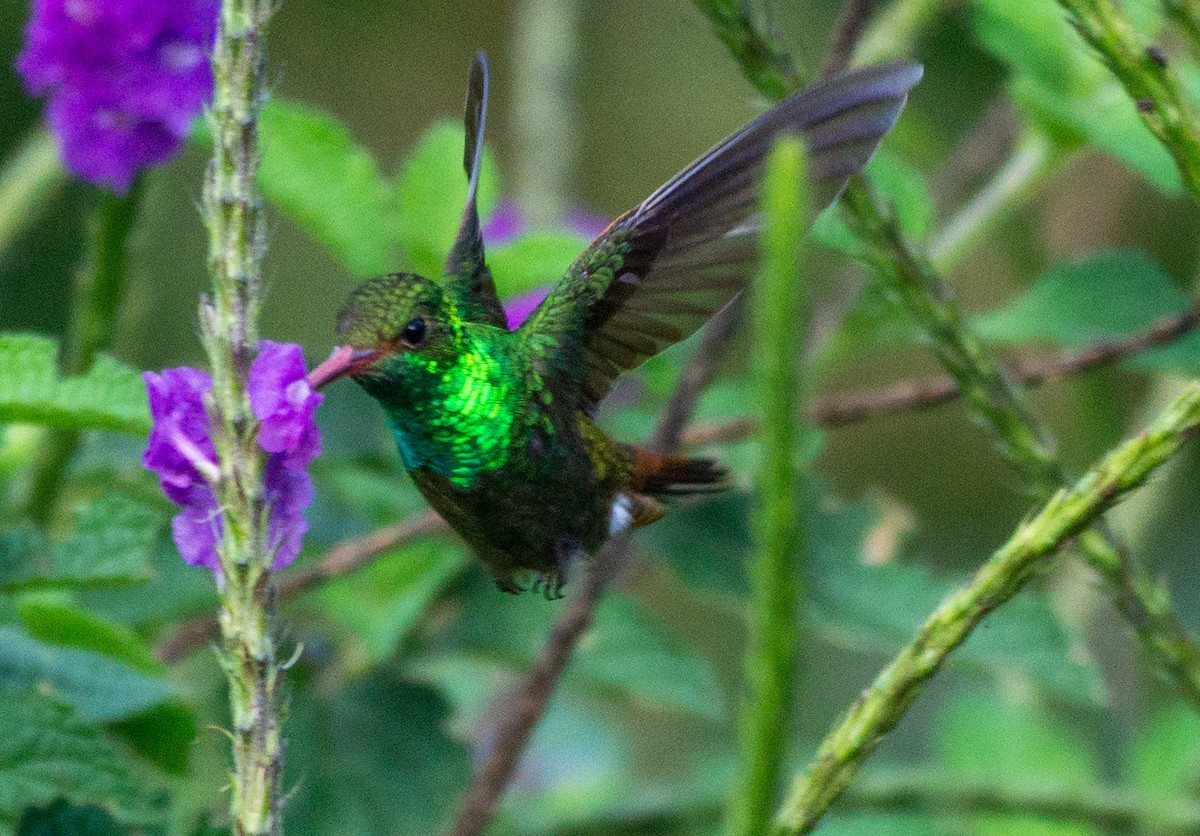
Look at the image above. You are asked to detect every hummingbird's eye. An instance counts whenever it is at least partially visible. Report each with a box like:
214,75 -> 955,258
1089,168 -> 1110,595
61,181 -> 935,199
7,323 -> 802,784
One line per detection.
399,316 -> 428,347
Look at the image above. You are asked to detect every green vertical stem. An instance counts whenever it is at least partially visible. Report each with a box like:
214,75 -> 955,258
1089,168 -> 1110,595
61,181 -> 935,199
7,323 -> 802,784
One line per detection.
25,182 -> 144,525
0,129 -> 68,265
512,0 -> 581,227
771,382 -> 1200,834
201,1 -> 280,834
729,139 -> 810,836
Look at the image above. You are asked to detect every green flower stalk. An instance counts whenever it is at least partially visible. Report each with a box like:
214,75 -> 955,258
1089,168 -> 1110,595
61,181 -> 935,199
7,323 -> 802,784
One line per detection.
772,380 -> 1200,834
1057,0 -> 1200,196
728,139 -> 810,836
200,1 -> 281,833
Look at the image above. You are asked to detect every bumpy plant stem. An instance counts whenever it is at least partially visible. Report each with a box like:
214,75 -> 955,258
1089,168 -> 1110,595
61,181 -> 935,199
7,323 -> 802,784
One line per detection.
692,0 -> 1200,825
201,1 -> 280,834
729,140 -> 810,836
25,182 -> 143,524
772,382 -> 1200,834
1057,0 -> 1200,196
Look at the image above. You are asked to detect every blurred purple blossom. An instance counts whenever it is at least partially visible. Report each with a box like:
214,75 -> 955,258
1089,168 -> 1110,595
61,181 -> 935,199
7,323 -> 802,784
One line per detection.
482,200 -> 608,329
482,201 -> 526,246
17,0 -> 219,192
143,342 -> 322,575
503,287 -> 550,330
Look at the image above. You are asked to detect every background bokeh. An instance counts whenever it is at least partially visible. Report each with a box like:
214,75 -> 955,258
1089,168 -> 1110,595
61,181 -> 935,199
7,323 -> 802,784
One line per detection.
5,0 -> 1200,833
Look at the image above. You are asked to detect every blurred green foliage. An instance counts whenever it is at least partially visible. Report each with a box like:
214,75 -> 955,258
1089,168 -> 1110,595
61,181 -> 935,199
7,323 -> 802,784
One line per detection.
6,0 -> 1200,834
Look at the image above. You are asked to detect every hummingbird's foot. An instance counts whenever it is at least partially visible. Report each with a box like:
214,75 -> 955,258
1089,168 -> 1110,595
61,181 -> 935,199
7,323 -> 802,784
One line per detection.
491,571 -> 525,595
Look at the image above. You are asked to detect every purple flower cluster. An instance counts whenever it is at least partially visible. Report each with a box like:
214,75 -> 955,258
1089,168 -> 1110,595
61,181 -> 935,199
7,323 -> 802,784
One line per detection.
143,342 -> 322,575
482,200 -> 609,329
17,0 -> 219,192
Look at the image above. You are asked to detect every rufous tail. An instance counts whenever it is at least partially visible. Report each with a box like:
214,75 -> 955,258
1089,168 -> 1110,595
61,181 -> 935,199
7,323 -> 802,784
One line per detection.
631,447 -> 730,497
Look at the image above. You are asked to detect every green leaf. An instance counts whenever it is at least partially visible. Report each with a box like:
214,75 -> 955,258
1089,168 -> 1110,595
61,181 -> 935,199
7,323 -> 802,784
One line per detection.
442,576 -> 724,719
284,673 -> 469,836
18,598 -> 160,674
650,488 -> 1103,704
0,495 -> 160,591
17,800 -> 125,836
974,247 -> 1200,373
971,0 -> 1180,192
815,283 -> 919,367
396,120 -> 499,277
317,540 -> 468,663
0,335 -> 149,436
579,595 -> 724,720
0,627 -> 172,723
259,100 -> 395,277
936,691 -> 1098,836
811,150 -> 933,258
977,248 -> 1189,345
108,700 -> 197,776
1125,704 -> 1200,795
807,496 -> 1105,706
489,230 -> 591,297
0,691 -> 158,830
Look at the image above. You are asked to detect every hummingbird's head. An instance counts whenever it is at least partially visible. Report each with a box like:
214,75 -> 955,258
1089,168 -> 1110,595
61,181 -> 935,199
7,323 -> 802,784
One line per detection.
308,272 -> 461,394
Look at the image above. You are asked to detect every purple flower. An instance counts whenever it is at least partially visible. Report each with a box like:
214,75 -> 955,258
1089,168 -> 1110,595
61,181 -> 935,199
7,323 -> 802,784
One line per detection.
249,340 -> 322,467
481,201 -> 607,329
143,341 -> 322,574
503,286 -> 551,329
17,0 -> 219,192
482,200 -> 526,246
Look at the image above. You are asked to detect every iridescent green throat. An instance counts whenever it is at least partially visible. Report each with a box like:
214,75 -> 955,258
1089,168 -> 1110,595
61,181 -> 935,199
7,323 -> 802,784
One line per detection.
366,326 -> 519,488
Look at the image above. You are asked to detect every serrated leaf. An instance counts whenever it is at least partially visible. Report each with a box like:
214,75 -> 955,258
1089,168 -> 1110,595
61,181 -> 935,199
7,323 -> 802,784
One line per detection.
488,230 -> 590,297
396,120 -> 499,277
0,627 -> 171,723
259,100 -> 395,277
0,496 -> 159,591
0,691 -> 158,830
937,691 -> 1098,836
0,335 -> 149,436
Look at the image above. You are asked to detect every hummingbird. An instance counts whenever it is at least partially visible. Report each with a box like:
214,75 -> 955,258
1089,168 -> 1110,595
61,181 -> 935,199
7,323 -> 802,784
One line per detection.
309,52 -> 922,597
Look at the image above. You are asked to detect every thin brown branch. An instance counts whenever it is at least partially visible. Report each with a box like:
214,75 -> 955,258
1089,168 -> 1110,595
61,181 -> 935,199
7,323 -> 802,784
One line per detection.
820,0 -> 877,78
450,536 -> 631,836
684,305 -> 1200,446
155,510 -> 445,664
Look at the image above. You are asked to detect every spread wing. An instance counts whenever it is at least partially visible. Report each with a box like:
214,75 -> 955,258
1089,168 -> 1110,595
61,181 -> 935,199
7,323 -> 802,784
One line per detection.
442,51 -> 508,328
519,62 -> 924,413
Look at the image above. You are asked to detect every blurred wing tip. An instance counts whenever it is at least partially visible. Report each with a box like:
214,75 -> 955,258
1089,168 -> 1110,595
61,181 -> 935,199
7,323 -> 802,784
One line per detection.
463,49 -> 491,197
